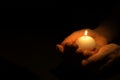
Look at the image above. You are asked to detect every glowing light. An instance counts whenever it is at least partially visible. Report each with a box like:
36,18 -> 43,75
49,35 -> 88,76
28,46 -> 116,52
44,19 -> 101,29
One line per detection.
76,30 -> 96,50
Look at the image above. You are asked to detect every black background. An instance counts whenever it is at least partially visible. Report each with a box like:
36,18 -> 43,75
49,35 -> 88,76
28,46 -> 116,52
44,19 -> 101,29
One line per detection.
0,2 -> 120,80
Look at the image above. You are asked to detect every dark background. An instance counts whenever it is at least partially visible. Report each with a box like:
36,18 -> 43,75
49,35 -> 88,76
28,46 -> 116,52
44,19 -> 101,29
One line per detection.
0,3 -> 120,80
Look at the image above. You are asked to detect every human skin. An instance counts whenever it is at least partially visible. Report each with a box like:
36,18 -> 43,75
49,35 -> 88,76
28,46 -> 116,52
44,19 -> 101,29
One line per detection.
56,29 -> 107,56
56,20 -> 120,68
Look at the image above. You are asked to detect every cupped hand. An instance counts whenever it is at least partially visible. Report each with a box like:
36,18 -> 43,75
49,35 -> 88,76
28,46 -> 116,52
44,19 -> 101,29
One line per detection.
56,28 -> 120,71
56,29 -> 107,56
82,43 -> 120,69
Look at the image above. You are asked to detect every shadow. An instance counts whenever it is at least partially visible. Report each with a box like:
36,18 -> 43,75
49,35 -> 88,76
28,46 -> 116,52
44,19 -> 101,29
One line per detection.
51,49 -> 120,80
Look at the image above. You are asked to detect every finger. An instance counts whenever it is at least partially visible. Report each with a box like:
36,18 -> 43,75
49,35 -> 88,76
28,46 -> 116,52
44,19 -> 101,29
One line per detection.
76,47 -> 82,54
65,41 -> 78,48
56,44 -> 64,53
61,31 -> 80,45
76,47 -> 98,57
99,46 -> 120,70
81,44 -> 119,66
82,49 -> 95,56
61,29 -> 86,46
64,43 -> 78,54
73,41 -> 78,48
99,57 -> 114,70
56,41 -> 78,54
81,44 -> 111,66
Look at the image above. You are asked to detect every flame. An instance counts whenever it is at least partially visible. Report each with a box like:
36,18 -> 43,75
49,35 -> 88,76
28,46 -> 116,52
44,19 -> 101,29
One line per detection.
84,30 -> 88,36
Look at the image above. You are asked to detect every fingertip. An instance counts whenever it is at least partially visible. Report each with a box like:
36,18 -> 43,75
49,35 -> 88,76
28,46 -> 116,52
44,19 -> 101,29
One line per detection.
56,44 -> 64,53
76,48 -> 82,54
73,41 -> 78,48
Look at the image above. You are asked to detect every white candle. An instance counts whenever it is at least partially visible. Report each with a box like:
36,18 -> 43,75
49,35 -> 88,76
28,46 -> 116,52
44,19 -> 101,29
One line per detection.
76,30 -> 96,50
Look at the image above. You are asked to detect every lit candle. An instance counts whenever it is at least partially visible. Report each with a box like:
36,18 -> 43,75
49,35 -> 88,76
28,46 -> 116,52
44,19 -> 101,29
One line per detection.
76,30 -> 96,50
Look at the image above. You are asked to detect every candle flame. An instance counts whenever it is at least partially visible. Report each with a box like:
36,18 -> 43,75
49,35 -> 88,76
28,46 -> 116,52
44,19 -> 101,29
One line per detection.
84,30 -> 88,36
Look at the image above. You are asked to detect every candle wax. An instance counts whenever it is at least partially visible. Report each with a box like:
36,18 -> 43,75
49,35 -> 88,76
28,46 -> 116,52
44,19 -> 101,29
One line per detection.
76,35 -> 96,50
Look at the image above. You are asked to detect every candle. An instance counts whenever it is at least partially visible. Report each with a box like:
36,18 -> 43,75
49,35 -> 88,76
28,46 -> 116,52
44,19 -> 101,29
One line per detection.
76,30 -> 96,50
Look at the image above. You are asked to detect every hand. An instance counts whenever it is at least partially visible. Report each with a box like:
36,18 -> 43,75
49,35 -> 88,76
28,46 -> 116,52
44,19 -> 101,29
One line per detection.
82,43 -> 120,69
56,29 -> 107,56
56,28 -> 120,70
